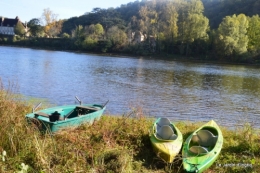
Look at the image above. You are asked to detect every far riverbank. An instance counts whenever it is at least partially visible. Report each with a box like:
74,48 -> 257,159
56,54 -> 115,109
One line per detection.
1,34 -> 260,66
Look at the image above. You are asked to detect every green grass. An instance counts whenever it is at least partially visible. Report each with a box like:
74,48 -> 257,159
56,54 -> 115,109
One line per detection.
0,81 -> 260,172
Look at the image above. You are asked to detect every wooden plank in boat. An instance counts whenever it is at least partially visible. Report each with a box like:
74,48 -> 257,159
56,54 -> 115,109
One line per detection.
35,112 -> 49,117
76,105 -> 99,111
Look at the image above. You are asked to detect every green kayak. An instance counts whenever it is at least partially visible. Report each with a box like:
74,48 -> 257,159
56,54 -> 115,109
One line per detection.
182,120 -> 223,173
150,117 -> 183,163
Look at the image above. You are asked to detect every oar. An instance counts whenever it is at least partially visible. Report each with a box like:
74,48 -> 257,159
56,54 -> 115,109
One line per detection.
75,96 -> 82,105
102,100 -> 109,108
32,102 -> 42,113
64,109 -> 75,119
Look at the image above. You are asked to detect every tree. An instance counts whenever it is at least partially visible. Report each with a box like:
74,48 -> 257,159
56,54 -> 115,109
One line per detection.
42,8 -> 58,26
107,26 -> 127,50
163,1 -> 179,41
46,20 -> 63,37
236,14 -> 249,54
155,0 -> 180,53
82,36 -> 98,50
61,33 -> 70,39
72,23 -> 104,50
188,0 -> 204,14
27,18 -> 44,37
178,0 -> 209,56
94,23 -> 104,36
41,8 -> 63,37
216,14 -> 248,57
72,25 -> 86,47
138,4 -> 158,36
247,15 -> 260,53
14,22 -> 26,36
184,14 -> 209,43
72,25 -> 85,39
84,23 -> 104,40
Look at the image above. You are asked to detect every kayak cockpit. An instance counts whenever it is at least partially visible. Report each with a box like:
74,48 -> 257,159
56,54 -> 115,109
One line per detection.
156,125 -> 178,140
188,128 -> 218,155
155,118 -> 178,140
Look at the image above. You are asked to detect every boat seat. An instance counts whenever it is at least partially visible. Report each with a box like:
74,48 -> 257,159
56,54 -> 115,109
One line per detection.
169,134 -> 178,140
189,146 -> 209,154
189,129 -> 218,154
76,105 -> 100,111
196,130 -> 218,147
156,125 -> 176,140
34,112 -> 49,118
157,117 -> 171,127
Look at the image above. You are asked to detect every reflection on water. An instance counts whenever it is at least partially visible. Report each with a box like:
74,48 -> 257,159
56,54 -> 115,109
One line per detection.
0,46 -> 260,128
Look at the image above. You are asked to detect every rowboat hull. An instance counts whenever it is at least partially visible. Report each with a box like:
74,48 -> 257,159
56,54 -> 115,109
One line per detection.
26,104 -> 106,132
182,120 -> 223,173
150,118 -> 183,163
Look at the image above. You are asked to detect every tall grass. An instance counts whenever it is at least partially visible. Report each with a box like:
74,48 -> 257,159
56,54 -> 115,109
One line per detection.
0,80 -> 55,172
0,80 -> 260,172
0,80 -> 31,156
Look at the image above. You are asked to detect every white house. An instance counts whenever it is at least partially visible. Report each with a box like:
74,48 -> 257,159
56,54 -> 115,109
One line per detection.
0,16 -> 27,35
132,31 -> 145,43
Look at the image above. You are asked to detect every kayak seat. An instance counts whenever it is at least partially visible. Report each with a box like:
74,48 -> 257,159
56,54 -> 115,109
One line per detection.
157,117 -> 171,127
189,146 -> 208,154
196,130 -> 217,147
189,129 -> 217,154
156,125 -> 176,140
169,134 -> 178,140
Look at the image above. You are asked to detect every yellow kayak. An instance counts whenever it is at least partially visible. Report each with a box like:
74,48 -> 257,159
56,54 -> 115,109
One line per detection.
150,117 -> 183,163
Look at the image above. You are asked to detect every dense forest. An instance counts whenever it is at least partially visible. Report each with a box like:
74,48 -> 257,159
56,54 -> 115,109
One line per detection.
2,0 -> 260,63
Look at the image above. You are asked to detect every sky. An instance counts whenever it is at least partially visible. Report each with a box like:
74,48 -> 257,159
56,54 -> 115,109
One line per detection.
0,0 -> 136,22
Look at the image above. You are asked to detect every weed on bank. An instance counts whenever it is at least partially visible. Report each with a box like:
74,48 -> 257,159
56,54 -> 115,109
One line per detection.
0,83 -> 260,172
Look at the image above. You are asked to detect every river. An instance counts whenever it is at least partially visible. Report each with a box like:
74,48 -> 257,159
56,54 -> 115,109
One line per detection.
1,46 -> 260,128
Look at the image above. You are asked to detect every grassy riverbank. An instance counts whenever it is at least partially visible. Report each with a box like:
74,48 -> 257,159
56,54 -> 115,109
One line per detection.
0,85 -> 260,172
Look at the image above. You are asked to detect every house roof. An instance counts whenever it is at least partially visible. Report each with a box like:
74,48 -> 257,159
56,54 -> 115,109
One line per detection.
0,16 -> 20,27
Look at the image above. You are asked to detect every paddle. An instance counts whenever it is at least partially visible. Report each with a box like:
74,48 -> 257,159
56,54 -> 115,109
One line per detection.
32,102 -> 42,113
75,96 -> 109,108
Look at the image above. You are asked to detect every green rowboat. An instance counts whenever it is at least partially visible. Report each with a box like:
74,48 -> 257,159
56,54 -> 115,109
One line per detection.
182,120 -> 223,173
150,117 -> 183,163
26,99 -> 108,133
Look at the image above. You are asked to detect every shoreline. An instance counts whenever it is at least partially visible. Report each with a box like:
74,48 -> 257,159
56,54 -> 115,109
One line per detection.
1,44 -> 260,67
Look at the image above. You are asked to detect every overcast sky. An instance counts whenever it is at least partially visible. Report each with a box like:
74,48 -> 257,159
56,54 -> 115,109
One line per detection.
0,0 -> 136,22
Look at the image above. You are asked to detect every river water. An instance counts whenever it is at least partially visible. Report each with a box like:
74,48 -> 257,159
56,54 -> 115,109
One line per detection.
1,46 -> 260,128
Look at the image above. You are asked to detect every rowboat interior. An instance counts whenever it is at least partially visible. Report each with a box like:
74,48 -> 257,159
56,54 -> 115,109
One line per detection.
34,105 -> 101,122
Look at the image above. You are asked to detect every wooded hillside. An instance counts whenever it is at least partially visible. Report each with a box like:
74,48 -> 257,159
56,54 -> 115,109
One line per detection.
62,0 -> 260,33
2,0 -> 260,64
